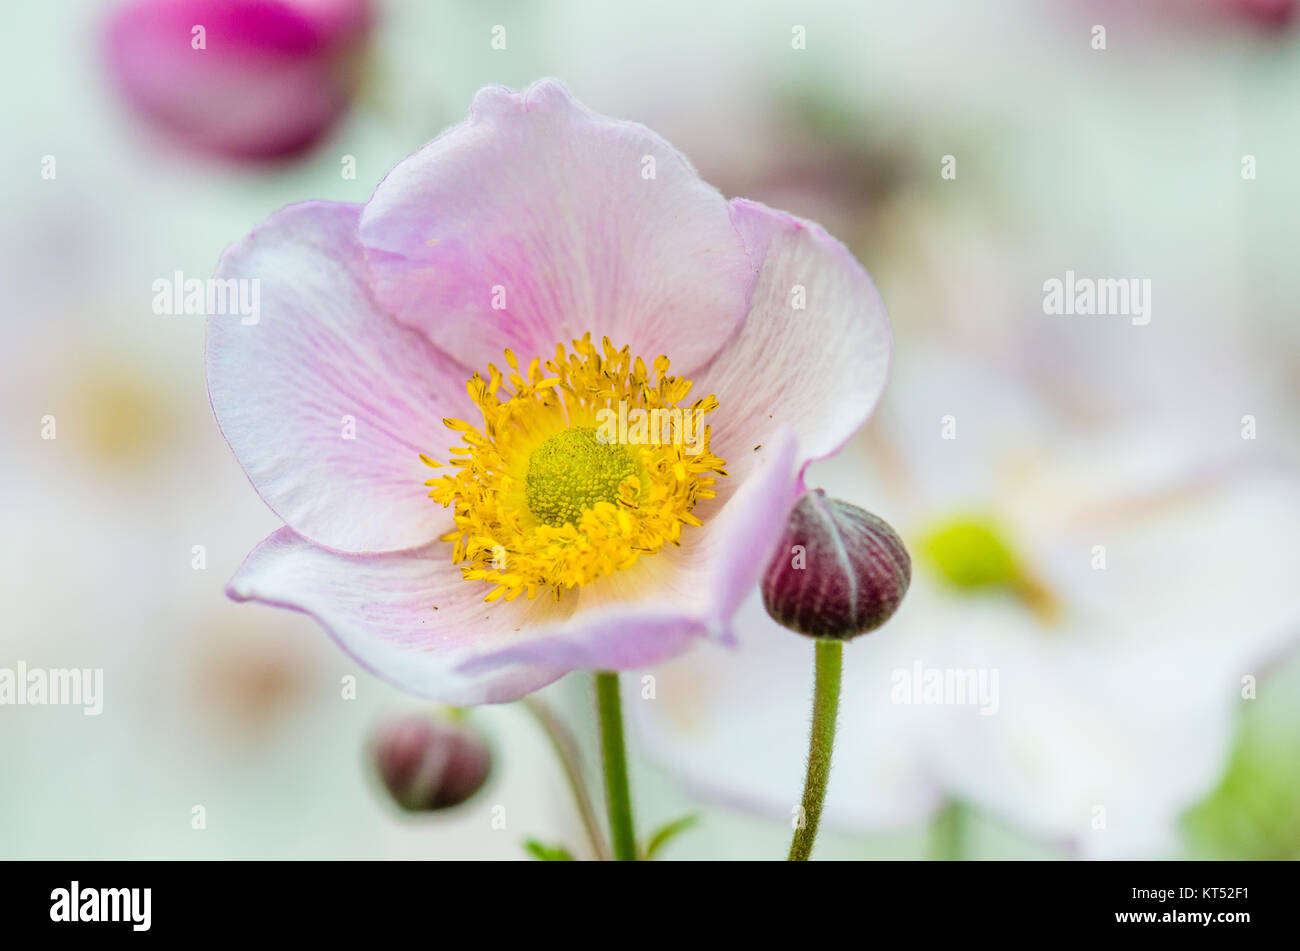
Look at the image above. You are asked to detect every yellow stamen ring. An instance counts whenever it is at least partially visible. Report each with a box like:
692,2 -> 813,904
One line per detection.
422,335 -> 727,602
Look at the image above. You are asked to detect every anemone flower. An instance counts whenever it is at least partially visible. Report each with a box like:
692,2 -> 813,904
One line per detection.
104,0 -> 375,160
635,350 -> 1300,858
207,80 -> 892,706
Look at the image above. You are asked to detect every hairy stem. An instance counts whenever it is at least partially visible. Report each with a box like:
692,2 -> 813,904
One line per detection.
788,639 -> 843,861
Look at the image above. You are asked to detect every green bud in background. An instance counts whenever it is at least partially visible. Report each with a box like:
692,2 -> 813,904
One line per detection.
922,517 -> 1018,589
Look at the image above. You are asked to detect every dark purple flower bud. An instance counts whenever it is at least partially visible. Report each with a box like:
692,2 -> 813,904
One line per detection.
371,714 -> 492,811
762,490 -> 911,640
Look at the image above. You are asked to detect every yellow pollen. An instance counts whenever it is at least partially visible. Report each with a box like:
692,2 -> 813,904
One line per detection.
525,428 -> 640,527
421,334 -> 727,602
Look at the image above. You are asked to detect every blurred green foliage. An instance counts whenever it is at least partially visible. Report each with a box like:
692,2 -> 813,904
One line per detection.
1182,692 -> 1300,859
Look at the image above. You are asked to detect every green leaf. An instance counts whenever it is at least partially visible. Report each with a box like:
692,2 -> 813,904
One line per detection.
643,814 -> 700,860
523,839 -> 575,861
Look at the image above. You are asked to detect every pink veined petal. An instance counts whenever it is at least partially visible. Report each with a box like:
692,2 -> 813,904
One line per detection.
358,79 -> 754,376
456,427 -> 803,675
698,199 -> 892,485
227,528 -> 574,705
206,200 -> 474,553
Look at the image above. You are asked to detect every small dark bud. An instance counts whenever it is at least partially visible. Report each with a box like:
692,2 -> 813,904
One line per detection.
371,714 -> 492,811
762,489 -> 911,640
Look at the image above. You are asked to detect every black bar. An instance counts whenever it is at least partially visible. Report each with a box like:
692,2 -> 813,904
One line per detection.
3,860 -> 1292,938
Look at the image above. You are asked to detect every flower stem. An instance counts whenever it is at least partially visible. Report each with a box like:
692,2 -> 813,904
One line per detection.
788,639 -> 843,861
595,671 -> 637,861
522,696 -> 610,861
930,798 -> 969,861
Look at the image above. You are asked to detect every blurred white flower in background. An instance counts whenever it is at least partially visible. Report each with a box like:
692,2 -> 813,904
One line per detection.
636,347 -> 1300,858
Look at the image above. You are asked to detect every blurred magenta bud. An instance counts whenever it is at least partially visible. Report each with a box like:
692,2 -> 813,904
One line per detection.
762,489 -> 911,641
1111,0 -> 1297,29
104,0 -> 375,160
1233,0 -> 1296,27
371,714 -> 491,812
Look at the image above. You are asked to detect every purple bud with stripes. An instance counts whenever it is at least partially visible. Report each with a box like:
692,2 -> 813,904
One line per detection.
761,489 -> 911,640
371,715 -> 492,811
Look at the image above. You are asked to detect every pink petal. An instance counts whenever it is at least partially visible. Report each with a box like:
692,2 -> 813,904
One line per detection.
104,0 -> 373,160
358,79 -> 753,375
456,428 -> 803,675
699,199 -> 892,483
228,528 -> 574,705
207,200 -> 473,553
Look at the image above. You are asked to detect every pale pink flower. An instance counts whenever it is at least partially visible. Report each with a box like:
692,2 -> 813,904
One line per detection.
207,81 -> 892,704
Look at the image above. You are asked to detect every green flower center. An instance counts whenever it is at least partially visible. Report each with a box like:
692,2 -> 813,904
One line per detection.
922,517 -> 1019,589
525,427 -> 639,527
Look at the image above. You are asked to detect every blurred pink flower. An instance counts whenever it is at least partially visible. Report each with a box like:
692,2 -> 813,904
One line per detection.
104,0 -> 374,160
207,81 -> 893,705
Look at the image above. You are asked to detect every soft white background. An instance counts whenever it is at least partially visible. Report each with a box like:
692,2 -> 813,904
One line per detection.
1,0 -> 1297,858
